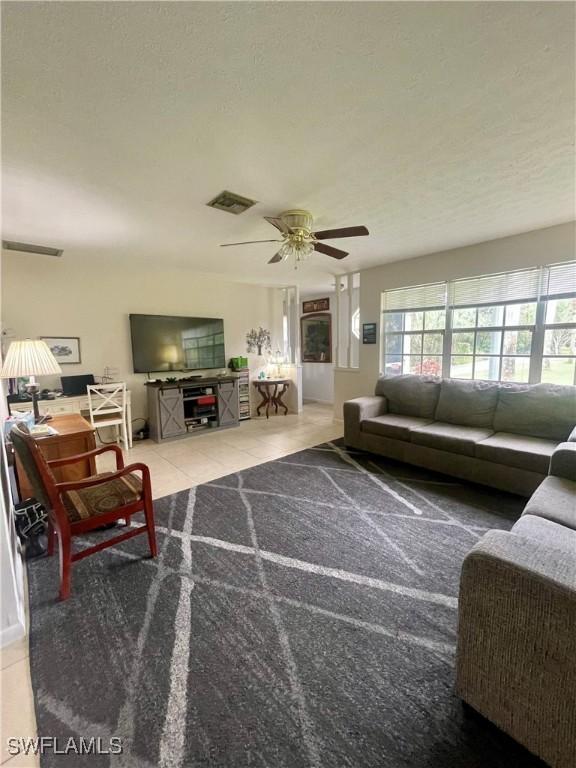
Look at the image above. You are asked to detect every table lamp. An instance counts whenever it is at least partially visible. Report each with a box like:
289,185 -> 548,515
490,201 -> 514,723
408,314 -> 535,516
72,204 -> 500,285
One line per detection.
272,348 -> 284,377
0,339 -> 62,423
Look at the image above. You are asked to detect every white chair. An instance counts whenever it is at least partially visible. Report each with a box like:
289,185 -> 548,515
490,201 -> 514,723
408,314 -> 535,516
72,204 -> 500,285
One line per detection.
86,383 -> 130,448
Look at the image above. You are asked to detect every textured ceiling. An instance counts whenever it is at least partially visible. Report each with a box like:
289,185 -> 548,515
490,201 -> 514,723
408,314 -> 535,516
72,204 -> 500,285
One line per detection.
2,2 -> 575,291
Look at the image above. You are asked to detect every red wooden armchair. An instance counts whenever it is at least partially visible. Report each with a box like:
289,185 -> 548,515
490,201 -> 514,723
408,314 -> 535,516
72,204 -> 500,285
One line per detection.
11,423 -> 157,600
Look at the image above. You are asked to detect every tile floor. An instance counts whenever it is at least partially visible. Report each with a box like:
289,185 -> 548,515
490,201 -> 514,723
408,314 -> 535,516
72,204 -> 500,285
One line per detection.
0,404 -> 342,767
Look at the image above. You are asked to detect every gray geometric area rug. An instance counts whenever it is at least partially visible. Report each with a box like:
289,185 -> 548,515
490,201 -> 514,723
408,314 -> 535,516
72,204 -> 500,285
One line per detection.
27,439 -> 545,768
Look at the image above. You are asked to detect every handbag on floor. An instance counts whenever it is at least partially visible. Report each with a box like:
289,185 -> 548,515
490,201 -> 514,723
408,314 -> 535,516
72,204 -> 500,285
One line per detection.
14,498 -> 48,559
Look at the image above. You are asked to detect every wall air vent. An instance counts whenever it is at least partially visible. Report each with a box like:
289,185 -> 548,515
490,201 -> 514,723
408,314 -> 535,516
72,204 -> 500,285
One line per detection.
206,191 -> 257,215
2,240 -> 63,257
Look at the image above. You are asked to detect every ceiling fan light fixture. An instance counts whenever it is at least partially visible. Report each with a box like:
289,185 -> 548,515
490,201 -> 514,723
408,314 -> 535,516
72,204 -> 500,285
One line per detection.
298,240 -> 315,260
220,207 -> 369,265
280,239 -> 315,269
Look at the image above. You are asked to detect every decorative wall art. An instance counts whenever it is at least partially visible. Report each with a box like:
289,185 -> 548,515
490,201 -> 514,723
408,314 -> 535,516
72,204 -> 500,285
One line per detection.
301,313 -> 332,363
302,298 -> 330,314
362,323 -> 377,344
246,327 -> 272,356
40,336 -> 81,364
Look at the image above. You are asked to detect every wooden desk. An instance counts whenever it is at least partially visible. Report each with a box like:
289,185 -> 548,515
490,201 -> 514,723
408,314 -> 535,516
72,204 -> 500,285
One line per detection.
252,379 -> 290,418
14,414 -> 97,501
8,390 -> 133,448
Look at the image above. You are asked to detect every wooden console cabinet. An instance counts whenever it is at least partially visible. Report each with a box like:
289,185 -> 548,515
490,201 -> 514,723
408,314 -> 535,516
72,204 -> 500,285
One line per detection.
146,377 -> 240,442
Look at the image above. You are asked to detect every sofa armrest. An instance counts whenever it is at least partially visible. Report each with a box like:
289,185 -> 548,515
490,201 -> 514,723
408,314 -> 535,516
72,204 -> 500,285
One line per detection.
456,530 -> 576,767
550,441 -> 576,480
343,396 -> 387,447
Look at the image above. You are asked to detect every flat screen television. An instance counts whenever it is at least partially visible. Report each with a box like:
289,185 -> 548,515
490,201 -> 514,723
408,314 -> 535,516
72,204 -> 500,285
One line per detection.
129,314 -> 226,374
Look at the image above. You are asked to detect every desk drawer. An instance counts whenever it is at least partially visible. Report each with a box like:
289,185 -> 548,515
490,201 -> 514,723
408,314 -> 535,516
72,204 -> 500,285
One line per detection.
42,402 -> 80,415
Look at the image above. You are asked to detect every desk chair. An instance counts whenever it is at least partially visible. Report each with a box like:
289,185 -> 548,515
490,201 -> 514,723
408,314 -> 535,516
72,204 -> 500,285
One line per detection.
87,383 -> 129,448
11,423 -> 157,600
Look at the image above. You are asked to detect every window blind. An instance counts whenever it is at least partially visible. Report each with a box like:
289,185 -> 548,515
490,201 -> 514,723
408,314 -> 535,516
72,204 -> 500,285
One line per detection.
382,282 -> 446,312
450,267 -> 541,308
542,261 -> 576,299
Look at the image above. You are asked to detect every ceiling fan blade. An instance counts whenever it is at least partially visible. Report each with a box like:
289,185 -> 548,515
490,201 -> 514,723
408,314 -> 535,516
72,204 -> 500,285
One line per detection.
268,250 -> 284,264
220,239 -> 281,247
264,216 -> 292,235
314,242 -> 349,260
313,225 -> 369,240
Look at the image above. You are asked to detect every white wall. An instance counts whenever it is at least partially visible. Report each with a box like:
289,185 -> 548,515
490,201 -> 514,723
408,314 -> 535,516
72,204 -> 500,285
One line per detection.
0,253 -> 26,647
1,252 -> 284,421
0,425 -> 25,647
301,293 -> 334,404
302,361 -> 334,404
334,222 -> 576,415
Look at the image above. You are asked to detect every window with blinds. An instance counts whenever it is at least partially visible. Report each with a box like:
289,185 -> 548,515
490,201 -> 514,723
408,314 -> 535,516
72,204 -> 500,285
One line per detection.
381,261 -> 576,384
450,267 -> 541,308
541,262 -> 576,385
382,282 -> 446,312
543,261 -> 576,299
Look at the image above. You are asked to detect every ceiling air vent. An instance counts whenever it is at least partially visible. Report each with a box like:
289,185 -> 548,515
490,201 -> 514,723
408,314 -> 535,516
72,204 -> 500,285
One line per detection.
2,240 -> 63,257
206,190 -> 257,215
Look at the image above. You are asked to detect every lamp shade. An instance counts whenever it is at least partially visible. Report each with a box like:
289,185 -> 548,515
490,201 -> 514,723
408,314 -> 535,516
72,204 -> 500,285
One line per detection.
0,339 -> 62,378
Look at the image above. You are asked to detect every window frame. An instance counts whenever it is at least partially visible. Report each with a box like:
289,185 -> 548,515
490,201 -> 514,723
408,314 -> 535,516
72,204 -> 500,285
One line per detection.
447,302 -> 535,383
380,264 -> 576,385
383,307 -> 445,378
537,297 -> 576,385
335,272 -> 361,370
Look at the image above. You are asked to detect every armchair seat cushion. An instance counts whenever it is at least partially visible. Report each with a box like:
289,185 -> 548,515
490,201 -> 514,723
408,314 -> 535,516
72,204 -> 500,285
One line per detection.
410,422 -> 494,457
475,432 -> 555,474
62,472 -> 143,523
521,476 -> 576,531
361,414 -> 433,441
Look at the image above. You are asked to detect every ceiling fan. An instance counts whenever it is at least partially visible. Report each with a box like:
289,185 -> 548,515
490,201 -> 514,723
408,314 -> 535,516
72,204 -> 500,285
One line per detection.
220,209 -> 369,265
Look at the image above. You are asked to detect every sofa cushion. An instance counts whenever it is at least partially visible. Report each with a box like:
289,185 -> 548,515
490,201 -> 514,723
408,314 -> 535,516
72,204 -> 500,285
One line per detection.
475,432 -> 555,474
374,374 -> 441,419
410,422 -> 494,457
512,514 -> 576,555
361,414 -> 433,441
550,442 -> 576,481
493,382 -> 576,441
435,379 -> 500,428
522,476 -> 576,531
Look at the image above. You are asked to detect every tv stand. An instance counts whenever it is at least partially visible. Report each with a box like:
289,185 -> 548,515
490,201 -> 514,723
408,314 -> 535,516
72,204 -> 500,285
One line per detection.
146,376 -> 240,442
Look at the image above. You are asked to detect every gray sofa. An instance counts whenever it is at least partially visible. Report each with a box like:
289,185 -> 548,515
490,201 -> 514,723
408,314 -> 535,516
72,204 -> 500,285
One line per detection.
456,441 -> 576,768
343,375 -> 576,496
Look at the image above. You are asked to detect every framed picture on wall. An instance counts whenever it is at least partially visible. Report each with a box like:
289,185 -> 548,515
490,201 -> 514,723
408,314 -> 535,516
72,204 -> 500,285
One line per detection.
40,336 -> 81,364
301,313 -> 332,362
362,323 -> 377,344
302,298 -> 330,314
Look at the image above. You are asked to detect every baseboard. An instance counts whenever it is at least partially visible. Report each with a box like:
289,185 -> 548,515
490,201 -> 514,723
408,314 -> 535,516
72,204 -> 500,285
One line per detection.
0,616 -> 26,648
303,398 -> 334,405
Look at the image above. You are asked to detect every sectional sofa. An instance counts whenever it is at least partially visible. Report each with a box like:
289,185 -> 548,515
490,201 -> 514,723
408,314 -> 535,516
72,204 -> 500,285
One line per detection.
457,440 -> 576,768
343,374 -> 576,496
345,374 -> 576,765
